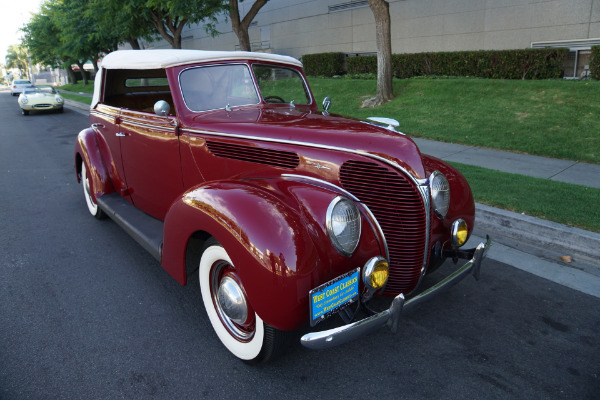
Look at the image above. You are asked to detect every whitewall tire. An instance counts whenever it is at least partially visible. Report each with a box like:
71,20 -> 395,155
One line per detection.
199,240 -> 289,362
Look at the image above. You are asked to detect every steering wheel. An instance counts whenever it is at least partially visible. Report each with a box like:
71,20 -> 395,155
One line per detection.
264,95 -> 286,103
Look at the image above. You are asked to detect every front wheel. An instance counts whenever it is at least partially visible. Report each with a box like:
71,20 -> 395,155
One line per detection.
81,160 -> 106,219
199,240 -> 290,363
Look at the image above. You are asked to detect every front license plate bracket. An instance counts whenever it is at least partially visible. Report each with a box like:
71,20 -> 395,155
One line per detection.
309,268 -> 360,327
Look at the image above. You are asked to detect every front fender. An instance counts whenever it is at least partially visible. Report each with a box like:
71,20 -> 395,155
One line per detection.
422,154 -> 476,243
74,128 -> 113,201
161,178 -> 382,331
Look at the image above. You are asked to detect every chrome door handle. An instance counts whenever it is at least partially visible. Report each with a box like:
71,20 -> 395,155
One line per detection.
116,132 -> 127,137
91,123 -> 104,129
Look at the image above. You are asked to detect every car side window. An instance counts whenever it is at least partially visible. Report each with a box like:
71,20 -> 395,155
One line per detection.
180,65 -> 259,112
103,69 -> 175,114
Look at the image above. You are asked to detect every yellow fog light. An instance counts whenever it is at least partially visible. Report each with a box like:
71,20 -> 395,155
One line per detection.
363,257 -> 389,290
451,219 -> 468,247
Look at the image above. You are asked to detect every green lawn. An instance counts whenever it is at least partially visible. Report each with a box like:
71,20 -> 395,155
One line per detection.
308,77 -> 600,164
451,162 -> 600,233
59,82 -> 94,94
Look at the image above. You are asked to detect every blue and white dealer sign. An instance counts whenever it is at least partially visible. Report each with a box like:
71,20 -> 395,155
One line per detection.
309,268 -> 360,326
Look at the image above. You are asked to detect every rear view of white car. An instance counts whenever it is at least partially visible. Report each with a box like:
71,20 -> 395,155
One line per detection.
10,79 -> 32,96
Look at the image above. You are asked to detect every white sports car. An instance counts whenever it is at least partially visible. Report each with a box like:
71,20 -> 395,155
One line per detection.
18,87 -> 64,115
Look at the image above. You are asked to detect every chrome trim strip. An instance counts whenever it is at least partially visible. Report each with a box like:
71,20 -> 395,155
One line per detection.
184,128 -> 431,291
281,174 -> 359,201
359,203 -> 390,262
281,174 -> 389,261
120,118 -> 176,133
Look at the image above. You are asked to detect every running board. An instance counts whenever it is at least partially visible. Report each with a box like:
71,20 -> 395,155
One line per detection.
97,193 -> 163,262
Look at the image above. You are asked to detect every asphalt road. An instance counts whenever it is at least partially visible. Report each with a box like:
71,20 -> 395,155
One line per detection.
1,91 -> 599,399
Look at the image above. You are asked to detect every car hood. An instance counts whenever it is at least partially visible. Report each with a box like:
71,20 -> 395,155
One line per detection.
22,93 -> 59,101
184,106 -> 426,179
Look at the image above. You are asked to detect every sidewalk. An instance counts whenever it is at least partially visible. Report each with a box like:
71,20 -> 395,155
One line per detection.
413,138 -> 600,189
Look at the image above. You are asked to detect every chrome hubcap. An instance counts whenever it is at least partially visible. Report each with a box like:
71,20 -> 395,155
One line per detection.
217,276 -> 248,325
211,261 -> 254,342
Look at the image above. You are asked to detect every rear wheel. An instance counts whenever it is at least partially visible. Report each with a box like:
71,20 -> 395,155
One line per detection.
199,239 -> 290,363
81,160 -> 106,219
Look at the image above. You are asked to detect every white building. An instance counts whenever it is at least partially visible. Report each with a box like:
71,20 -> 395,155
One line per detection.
142,0 -> 600,77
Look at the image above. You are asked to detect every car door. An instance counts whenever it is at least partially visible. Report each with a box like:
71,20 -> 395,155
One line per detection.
89,104 -> 132,202
118,109 -> 183,221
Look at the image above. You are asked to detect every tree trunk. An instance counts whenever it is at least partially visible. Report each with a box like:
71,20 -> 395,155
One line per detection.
128,38 -> 141,50
363,0 -> 394,107
66,67 -> 76,84
75,61 -> 88,85
91,58 -> 99,73
229,0 -> 269,52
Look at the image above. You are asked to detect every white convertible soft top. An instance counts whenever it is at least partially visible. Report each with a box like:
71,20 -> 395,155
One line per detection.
91,49 -> 303,108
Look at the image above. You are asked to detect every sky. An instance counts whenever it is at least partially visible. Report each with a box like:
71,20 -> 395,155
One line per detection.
1,0 -> 44,64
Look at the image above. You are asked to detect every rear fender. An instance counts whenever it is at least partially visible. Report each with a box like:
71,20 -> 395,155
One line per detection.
162,178 -> 382,330
74,128 -> 114,201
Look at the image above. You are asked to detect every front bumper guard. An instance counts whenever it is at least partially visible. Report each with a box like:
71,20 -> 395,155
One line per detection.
300,236 -> 492,350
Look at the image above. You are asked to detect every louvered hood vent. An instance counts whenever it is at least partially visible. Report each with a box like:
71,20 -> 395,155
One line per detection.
339,160 -> 428,295
206,140 -> 300,169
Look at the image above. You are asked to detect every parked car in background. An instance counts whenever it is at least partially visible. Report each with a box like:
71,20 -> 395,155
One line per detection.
10,79 -> 32,96
74,49 -> 491,363
18,86 -> 64,115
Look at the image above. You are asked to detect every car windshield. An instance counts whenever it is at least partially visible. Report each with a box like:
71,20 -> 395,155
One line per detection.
24,87 -> 56,95
15,80 -> 31,84
180,64 -> 259,112
252,65 -> 310,105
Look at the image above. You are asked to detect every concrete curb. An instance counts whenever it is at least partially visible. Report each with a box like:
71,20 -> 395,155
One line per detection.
64,99 -> 90,115
475,203 -> 600,263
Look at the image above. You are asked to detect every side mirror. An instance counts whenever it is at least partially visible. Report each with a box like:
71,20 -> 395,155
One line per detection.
322,96 -> 331,112
154,100 -> 170,116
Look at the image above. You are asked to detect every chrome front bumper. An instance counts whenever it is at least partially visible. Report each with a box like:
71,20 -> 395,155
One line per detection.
300,236 -> 492,350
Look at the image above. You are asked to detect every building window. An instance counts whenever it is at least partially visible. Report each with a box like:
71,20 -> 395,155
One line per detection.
329,1 -> 369,13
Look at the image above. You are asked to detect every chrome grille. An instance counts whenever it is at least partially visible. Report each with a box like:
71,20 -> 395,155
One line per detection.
339,160 -> 427,295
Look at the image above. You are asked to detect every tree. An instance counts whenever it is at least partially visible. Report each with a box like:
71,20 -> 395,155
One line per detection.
228,0 -> 269,51
22,10 -> 63,69
5,45 -> 29,79
90,0 -> 157,50
363,0 -> 393,107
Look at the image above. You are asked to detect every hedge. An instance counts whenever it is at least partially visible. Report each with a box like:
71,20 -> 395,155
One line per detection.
302,52 -> 345,76
591,46 -> 600,80
343,48 -> 568,79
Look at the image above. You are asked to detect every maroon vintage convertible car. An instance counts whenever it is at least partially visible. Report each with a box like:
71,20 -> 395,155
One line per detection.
75,49 -> 490,362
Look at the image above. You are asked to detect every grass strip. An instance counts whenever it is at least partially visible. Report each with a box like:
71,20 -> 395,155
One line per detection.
450,162 -> 600,233
58,82 -> 94,94
60,93 -> 92,105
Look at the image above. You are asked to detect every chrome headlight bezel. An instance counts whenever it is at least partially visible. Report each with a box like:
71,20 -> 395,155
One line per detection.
430,171 -> 450,219
55,95 -> 63,103
20,96 -> 28,105
326,196 -> 361,257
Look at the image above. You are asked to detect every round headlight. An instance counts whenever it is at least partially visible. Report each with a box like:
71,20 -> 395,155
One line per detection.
21,97 -> 28,104
430,171 -> 450,218
55,96 -> 63,103
326,196 -> 361,257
